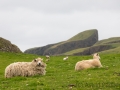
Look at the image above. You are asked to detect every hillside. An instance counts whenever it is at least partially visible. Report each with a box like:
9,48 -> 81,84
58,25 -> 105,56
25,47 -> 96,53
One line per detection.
65,37 -> 120,55
24,29 -> 98,55
0,37 -> 22,53
24,29 -> 120,56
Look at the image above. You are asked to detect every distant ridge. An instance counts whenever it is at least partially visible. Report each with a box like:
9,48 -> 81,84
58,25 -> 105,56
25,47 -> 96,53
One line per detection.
24,29 -> 98,55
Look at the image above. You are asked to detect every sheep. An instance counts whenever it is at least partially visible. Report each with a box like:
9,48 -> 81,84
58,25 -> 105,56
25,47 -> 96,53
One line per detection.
46,55 -> 50,59
46,55 -> 50,61
75,53 -> 102,71
5,57 -> 46,78
63,56 -> 68,60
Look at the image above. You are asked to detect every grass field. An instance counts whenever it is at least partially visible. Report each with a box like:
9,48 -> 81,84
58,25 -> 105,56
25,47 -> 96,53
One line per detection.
0,52 -> 120,90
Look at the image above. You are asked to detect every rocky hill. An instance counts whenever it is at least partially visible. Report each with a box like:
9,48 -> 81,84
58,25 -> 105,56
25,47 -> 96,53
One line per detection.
24,29 -> 120,55
0,37 -> 22,53
24,29 -> 98,55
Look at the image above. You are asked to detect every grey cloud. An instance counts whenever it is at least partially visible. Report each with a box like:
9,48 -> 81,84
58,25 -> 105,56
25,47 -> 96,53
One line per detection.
0,0 -> 120,13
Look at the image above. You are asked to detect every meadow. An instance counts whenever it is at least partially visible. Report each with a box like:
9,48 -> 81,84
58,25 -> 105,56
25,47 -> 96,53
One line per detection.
0,52 -> 120,90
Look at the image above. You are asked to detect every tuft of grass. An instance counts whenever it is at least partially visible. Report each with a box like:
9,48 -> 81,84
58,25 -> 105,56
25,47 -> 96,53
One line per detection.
0,52 -> 120,90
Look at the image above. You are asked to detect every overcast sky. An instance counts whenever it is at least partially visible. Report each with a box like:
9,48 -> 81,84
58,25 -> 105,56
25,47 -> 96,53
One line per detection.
0,0 -> 120,52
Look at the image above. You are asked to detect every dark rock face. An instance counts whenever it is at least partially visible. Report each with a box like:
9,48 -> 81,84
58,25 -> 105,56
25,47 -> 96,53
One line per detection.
74,45 -> 113,55
24,44 -> 55,55
0,37 -> 22,53
24,30 -> 98,55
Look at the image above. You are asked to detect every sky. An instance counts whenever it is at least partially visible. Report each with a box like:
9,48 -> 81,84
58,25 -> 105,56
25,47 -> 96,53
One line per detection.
0,0 -> 120,52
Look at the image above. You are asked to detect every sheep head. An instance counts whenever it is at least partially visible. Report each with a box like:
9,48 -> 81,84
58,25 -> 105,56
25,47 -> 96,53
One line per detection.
33,57 -> 43,66
93,53 -> 100,60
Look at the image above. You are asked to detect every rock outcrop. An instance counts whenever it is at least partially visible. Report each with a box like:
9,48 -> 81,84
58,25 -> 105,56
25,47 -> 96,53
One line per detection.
0,37 -> 22,53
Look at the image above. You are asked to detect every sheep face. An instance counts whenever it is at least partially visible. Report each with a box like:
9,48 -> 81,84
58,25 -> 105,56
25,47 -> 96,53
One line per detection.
33,58 -> 43,66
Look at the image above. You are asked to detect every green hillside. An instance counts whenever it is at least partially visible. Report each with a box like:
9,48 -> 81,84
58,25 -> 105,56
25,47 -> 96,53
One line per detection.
94,37 -> 120,45
68,29 -> 96,41
24,29 -> 120,55
50,29 -> 97,49
0,52 -> 120,90
63,37 -> 120,55
92,37 -> 120,54
63,47 -> 88,55
24,29 -> 98,55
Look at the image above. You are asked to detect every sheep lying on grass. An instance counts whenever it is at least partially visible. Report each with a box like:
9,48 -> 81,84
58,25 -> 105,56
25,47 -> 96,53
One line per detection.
46,55 -> 50,61
5,57 -> 46,78
75,53 -> 102,71
63,56 -> 68,60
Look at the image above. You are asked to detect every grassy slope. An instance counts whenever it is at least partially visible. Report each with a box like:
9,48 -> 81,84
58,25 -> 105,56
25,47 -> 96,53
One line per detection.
63,47 -> 88,55
94,37 -> 120,45
49,29 -> 97,49
94,37 -> 120,54
64,37 -> 120,55
0,52 -> 120,90
68,29 -> 96,41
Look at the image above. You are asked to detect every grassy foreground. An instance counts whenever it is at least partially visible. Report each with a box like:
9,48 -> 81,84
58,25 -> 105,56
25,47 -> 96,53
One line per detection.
0,52 -> 120,90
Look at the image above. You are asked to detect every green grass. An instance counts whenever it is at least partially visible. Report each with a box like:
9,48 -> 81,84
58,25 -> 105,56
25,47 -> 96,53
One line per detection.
63,47 -> 87,55
0,52 -> 120,90
68,29 -> 96,41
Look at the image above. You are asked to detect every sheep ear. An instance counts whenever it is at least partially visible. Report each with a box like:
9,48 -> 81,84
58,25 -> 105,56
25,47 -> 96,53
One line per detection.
34,59 -> 37,62
97,53 -> 99,56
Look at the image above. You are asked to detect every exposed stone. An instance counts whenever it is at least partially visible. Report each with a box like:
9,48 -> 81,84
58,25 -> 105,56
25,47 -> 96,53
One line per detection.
0,37 -> 22,53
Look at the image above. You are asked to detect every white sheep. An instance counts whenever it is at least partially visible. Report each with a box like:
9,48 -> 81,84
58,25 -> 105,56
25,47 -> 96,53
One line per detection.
46,55 -> 50,59
63,56 -> 68,60
46,55 -> 50,61
5,57 -> 46,78
75,53 -> 102,71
